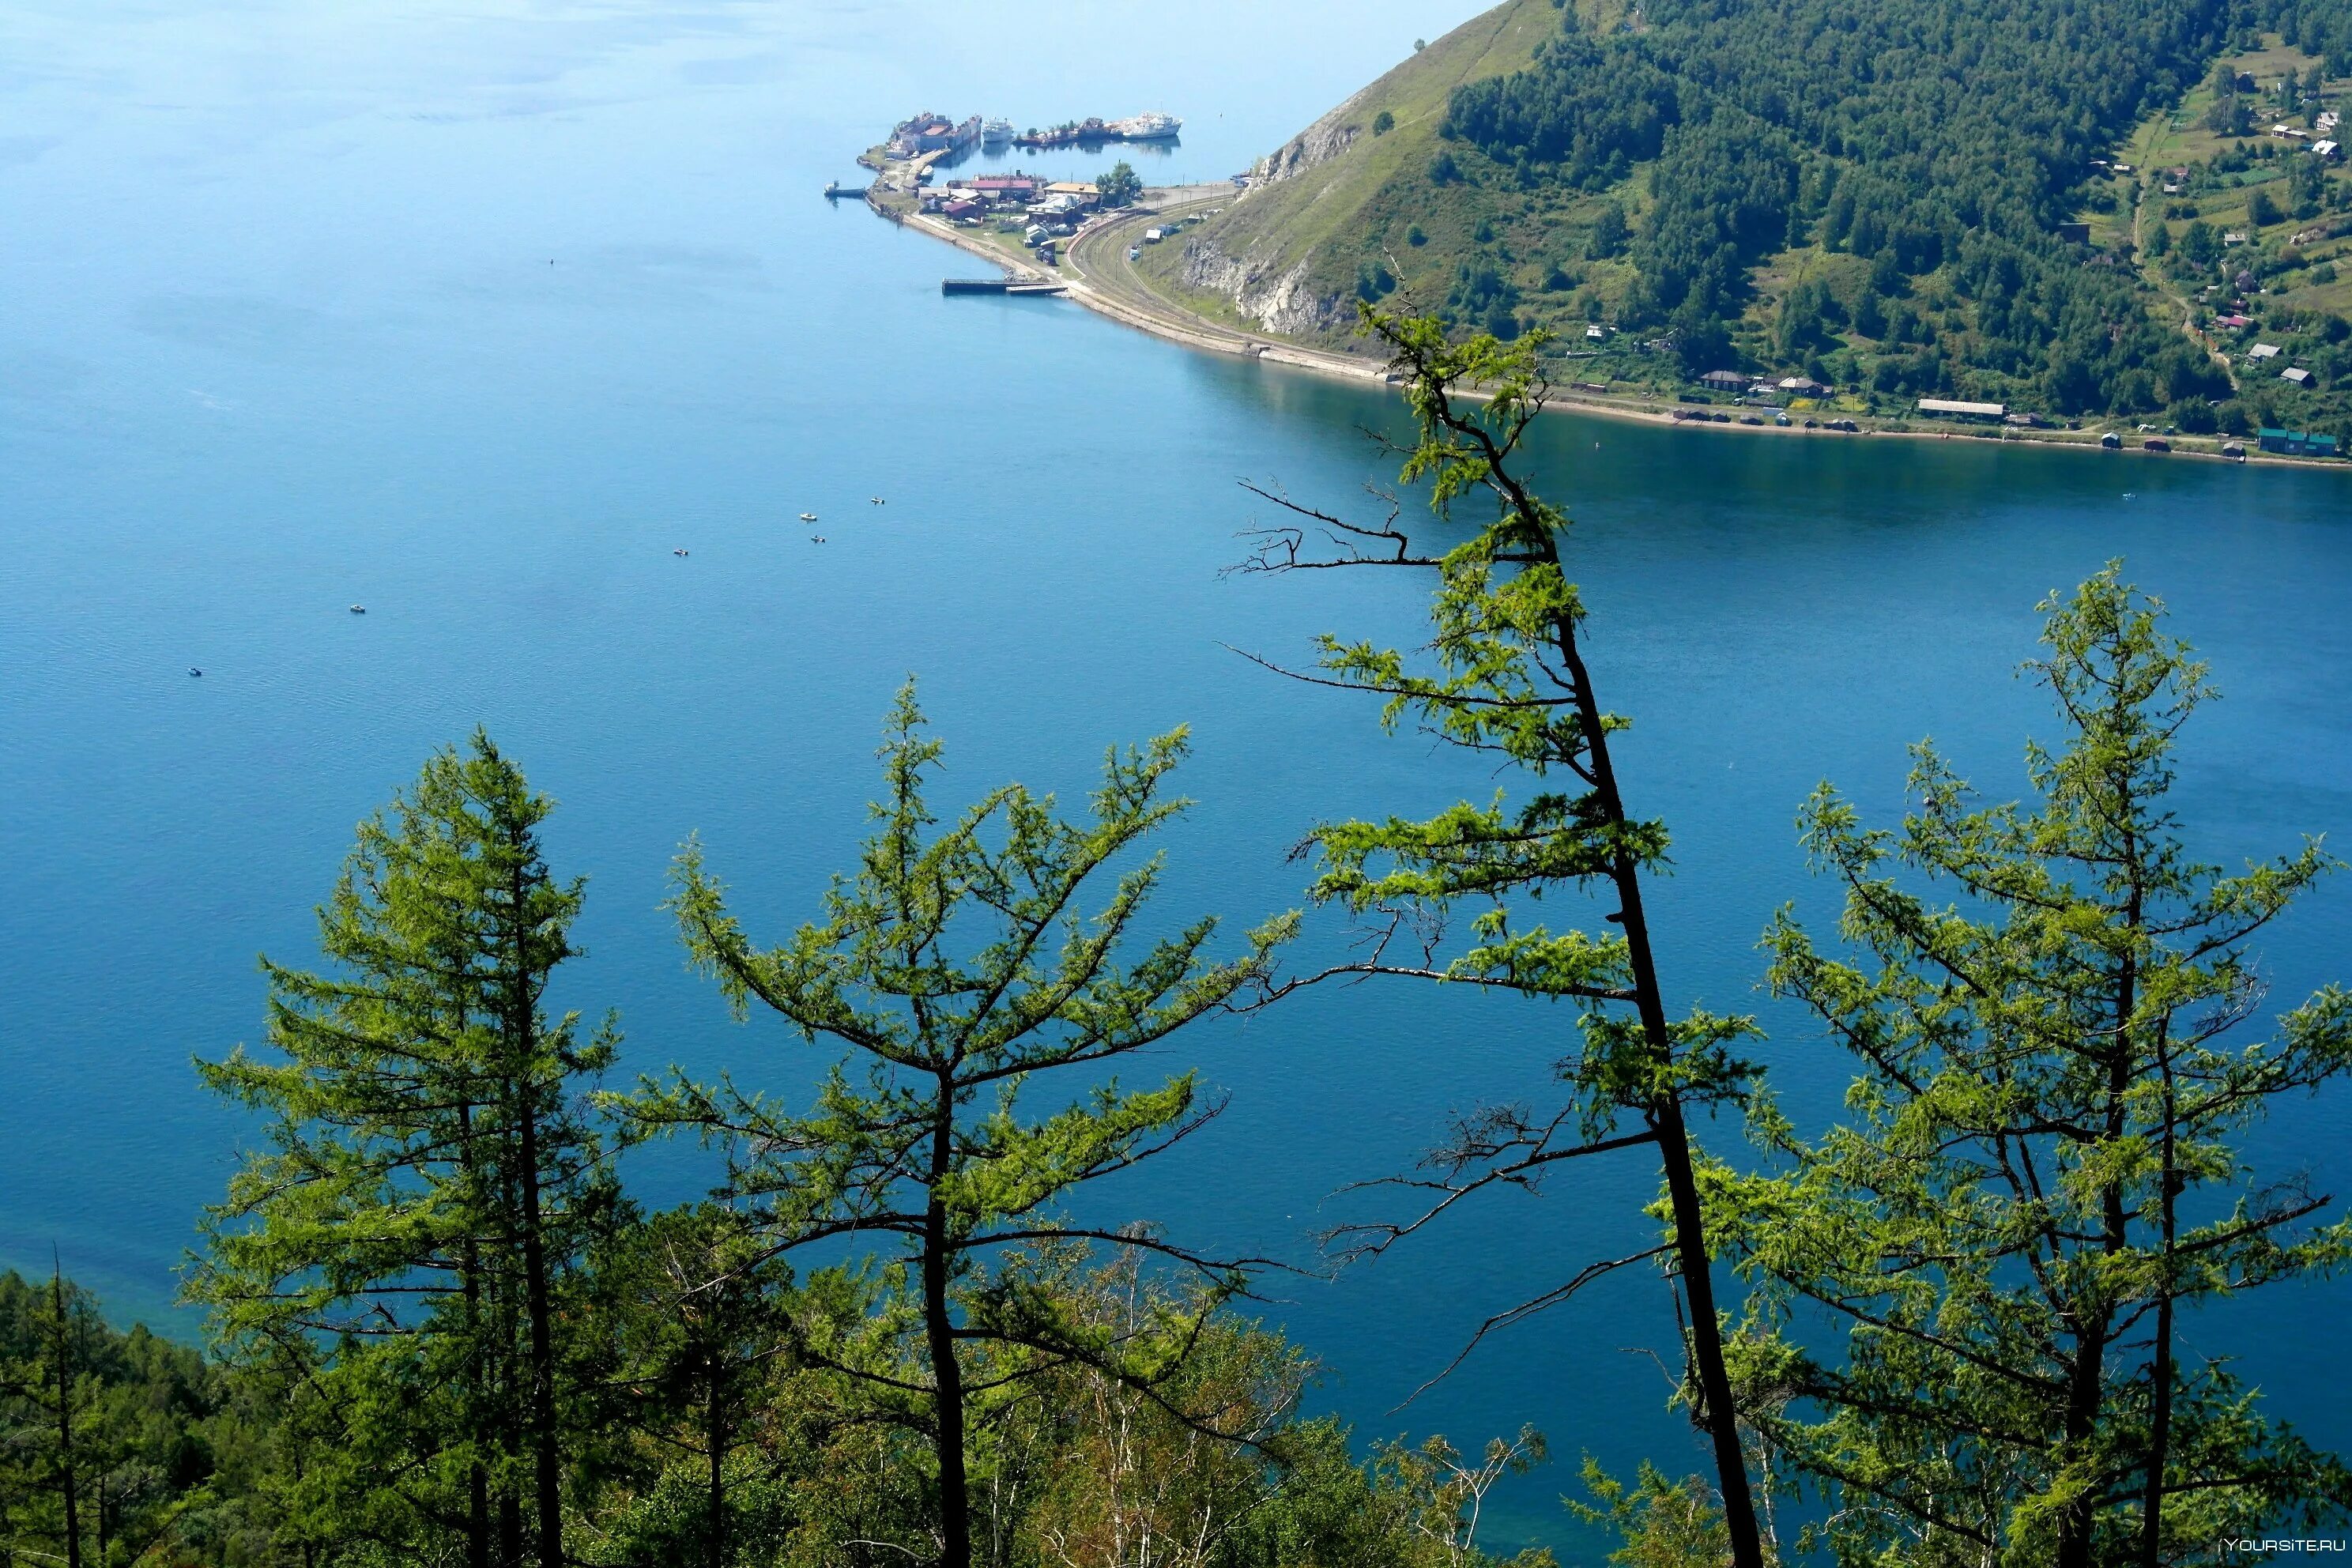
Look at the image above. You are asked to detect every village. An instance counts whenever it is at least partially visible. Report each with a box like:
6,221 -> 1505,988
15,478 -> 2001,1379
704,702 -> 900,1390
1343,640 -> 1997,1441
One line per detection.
847,75 -> 2352,469
842,108 -> 1223,285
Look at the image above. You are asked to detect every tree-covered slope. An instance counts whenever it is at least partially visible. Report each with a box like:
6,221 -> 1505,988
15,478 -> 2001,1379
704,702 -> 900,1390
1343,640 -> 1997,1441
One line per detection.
1133,0 -> 1564,346
1156,0 -> 2352,431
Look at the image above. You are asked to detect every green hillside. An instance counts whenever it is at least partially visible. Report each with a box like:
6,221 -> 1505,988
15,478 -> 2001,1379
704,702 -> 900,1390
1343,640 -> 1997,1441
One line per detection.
1149,0 -> 2352,436
1133,0 -> 1566,353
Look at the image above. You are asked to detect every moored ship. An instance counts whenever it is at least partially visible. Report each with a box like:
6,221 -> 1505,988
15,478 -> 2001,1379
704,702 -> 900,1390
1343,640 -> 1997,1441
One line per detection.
982,117 -> 1013,146
1108,112 -> 1181,140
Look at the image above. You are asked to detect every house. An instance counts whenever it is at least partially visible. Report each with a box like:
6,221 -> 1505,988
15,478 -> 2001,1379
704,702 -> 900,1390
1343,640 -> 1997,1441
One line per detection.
1917,398 -> 2008,421
2282,366 -> 2313,384
2224,231 -> 2248,247
941,198 -> 983,220
2055,221 -> 2092,243
2005,412 -> 2051,428
2248,342 -> 2282,360
2259,427 -> 2340,456
1777,375 -> 1829,397
968,175 -> 1042,202
1698,369 -> 1749,390
2316,140 -> 2342,159
2215,313 -> 2254,329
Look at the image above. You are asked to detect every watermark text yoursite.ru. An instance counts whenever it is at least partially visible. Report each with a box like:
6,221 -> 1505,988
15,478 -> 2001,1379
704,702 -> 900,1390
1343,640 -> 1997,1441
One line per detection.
2220,1540 -> 2349,1556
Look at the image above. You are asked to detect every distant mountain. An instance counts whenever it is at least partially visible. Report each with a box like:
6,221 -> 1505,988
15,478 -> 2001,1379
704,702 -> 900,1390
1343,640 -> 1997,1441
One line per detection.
1145,0 -> 2352,435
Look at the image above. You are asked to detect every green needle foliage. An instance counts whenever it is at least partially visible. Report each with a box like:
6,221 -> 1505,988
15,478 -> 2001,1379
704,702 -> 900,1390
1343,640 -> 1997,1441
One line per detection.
187,733 -> 618,1568
1721,566 -> 2352,1566
0,1267 -> 277,1568
646,684 -> 1294,1568
1236,307 -> 1766,1568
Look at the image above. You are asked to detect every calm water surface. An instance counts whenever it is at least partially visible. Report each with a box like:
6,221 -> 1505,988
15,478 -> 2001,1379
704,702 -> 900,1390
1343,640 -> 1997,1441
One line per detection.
6,2 -> 2350,1549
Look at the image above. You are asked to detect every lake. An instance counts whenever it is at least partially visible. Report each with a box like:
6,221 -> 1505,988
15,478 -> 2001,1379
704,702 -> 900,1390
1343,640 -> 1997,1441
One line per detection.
5,0 -> 2350,1550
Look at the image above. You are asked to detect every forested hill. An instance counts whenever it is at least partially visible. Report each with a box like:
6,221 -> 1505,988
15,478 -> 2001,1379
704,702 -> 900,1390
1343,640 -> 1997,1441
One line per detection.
1148,0 -> 2352,433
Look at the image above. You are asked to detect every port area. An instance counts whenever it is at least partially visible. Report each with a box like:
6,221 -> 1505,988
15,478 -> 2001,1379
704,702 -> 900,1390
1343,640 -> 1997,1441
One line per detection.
846,121 -> 2339,467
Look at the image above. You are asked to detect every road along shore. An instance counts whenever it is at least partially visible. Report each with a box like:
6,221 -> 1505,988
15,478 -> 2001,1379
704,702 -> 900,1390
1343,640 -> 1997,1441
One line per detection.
893,184 -> 2343,471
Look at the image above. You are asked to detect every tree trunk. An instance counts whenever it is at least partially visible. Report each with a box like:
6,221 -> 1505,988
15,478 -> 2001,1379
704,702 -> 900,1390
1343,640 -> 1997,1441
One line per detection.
461,1106 -> 492,1568
923,1084 -> 971,1568
514,1090 -> 564,1568
51,1266 -> 81,1568
707,1362 -> 726,1568
507,858 -> 565,1568
1543,589 -> 1766,1568
2139,1035 -> 2180,1568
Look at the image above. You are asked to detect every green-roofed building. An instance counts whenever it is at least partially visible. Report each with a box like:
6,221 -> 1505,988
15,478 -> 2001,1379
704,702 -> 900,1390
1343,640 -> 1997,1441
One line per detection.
2258,428 -> 2340,457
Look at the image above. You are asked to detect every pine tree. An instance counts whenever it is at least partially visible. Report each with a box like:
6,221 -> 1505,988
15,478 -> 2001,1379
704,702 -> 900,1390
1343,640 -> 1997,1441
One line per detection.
643,687 -> 1291,1568
1724,566 -> 2352,1565
188,732 -> 616,1568
1233,308 -> 1769,1568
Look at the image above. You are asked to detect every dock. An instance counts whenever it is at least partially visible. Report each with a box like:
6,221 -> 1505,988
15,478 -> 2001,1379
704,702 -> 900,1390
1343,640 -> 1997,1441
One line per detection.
824,182 -> 869,200
941,278 -> 1069,296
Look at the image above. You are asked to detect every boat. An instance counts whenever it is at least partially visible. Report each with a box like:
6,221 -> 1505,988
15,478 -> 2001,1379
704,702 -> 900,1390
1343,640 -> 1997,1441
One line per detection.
982,118 -> 1013,147
349,604 -> 365,614
1108,112 -> 1182,141
189,668 -> 202,677
800,512 -> 818,522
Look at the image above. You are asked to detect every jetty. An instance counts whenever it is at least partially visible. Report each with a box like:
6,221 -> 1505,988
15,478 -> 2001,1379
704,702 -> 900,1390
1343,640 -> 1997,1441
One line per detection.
824,182 -> 869,200
941,278 -> 1069,296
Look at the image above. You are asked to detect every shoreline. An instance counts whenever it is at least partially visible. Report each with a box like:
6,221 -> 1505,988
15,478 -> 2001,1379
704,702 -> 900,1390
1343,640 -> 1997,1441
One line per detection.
888,184 -> 2348,474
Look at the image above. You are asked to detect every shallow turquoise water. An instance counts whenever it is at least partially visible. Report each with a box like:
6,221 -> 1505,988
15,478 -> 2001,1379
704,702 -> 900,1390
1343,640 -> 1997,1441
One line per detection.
6,2 -> 2350,1549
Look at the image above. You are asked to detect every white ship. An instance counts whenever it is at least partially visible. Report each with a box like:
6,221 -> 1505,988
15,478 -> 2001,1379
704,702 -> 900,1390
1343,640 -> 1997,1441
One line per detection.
1110,112 -> 1182,141
982,117 -> 1014,146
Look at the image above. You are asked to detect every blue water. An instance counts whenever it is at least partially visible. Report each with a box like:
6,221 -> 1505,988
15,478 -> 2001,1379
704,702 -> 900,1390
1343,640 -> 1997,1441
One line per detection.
6,2 -> 2351,1551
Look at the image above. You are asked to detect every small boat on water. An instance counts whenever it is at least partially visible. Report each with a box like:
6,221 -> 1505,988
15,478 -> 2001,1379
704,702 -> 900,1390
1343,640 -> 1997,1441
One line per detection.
674,548 -> 690,556
869,496 -> 885,505
349,604 -> 366,614
800,512 -> 818,521
190,668 -> 202,677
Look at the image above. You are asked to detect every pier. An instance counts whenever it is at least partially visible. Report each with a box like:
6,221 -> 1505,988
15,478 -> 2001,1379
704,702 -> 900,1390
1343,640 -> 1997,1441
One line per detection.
824,182 -> 869,200
940,278 -> 1070,296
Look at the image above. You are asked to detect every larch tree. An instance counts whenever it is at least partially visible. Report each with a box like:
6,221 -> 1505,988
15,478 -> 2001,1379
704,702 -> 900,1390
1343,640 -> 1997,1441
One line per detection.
188,732 -> 616,1568
1233,307 -> 1769,1568
1721,567 -> 2352,1566
586,1203 -> 805,1568
643,685 -> 1292,1568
